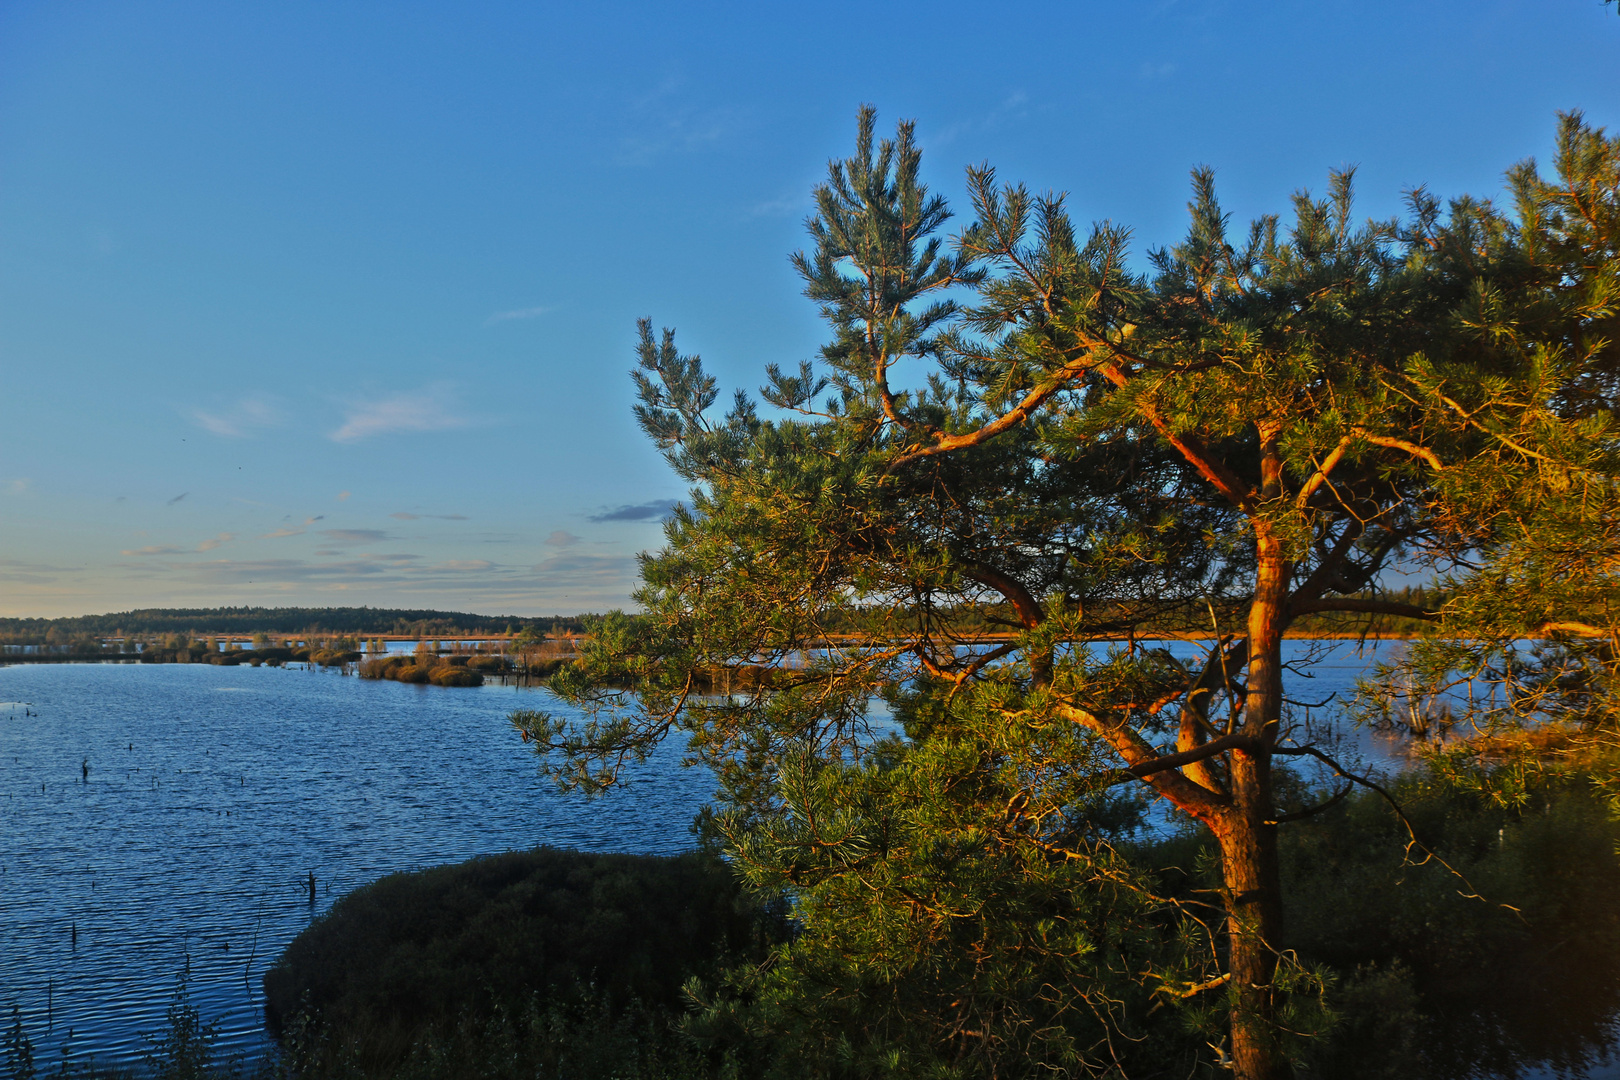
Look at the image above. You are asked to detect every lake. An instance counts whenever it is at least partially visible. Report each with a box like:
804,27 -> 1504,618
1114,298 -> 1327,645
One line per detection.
0,660 -> 716,1067
0,641 -> 1418,1069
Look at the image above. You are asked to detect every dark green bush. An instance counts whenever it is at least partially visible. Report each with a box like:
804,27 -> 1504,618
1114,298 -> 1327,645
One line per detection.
262,848 -> 769,1071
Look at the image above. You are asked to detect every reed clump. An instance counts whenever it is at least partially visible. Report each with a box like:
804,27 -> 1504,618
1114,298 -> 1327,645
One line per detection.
357,655 -> 483,687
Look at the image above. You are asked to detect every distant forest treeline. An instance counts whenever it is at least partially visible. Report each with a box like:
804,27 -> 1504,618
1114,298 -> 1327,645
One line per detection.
0,606 -> 590,645
0,588 -> 1443,649
802,585 -> 1446,640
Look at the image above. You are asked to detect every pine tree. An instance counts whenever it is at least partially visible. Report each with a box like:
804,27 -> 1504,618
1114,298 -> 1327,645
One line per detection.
517,109 -> 1620,1079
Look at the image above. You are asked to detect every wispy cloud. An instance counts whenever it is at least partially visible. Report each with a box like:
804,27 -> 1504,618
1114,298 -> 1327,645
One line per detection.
331,386 -> 470,443
528,552 -> 639,589
745,190 -> 812,219
615,76 -> 744,167
545,530 -> 580,547
122,545 -> 183,556
357,552 -> 419,564
391,511 -> 470,521
588,500 -> 675,523
924,92 -> 1032,150
3,478 -> 30,496
320,528 -> 390,544
192,396 -> 281,438
82,551 -> 643,612
167,493 -> 189,505
261,528 -> 304,539
196,533 -> 235,552
304,515 -> 325,524
0,557 -> 75,583
484,305 -> 552,326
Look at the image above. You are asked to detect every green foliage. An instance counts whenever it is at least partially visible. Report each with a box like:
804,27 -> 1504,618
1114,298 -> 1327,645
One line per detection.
683,679 -> 1225,1079
262,848 -> 771,1072
525,108 -> 1620,1078
1350,113 -> 1620,808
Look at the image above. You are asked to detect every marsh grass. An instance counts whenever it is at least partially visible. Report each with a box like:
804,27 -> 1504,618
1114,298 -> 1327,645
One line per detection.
355,656 -> 482,687
4,968 -> 226,1080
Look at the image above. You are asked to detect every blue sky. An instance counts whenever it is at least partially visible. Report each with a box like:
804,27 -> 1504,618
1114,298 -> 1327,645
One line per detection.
1,1 -> 1615,618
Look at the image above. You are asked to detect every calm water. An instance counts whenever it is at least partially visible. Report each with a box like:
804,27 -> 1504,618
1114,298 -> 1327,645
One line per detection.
0,641 -> 1425,1070
0,661 -> 714,1066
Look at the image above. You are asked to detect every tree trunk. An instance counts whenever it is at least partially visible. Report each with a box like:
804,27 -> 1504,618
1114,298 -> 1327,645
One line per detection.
1217,756 -> 1286,1079
1221,520 -> 1291,1080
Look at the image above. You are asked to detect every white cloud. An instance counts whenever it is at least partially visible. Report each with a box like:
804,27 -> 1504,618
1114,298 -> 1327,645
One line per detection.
192,396 -> 281,438
196,533 -> 235,552
331,387 -> 472,443
484,305 -> 553,325
122,545 -> 183,556
545,530 -> 581,547
3,478 -> 31,495
261,528 -> 304,539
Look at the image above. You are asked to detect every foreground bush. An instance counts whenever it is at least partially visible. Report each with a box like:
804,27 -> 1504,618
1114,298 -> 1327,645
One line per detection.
262,847 -> 771,1074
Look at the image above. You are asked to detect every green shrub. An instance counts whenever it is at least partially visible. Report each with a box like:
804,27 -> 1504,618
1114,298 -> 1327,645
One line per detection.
262,848 -> 769,1072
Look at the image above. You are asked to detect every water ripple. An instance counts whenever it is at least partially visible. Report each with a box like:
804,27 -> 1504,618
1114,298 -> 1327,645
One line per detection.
0,663 -> 713,1066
